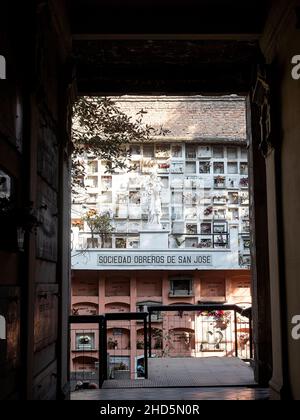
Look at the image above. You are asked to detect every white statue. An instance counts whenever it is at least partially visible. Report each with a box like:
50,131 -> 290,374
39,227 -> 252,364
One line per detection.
144,171 -> 163,227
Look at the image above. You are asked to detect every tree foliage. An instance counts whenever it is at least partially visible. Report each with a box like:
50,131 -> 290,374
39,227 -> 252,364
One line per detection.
82,209 -> 114,248
72,96 -> 168,192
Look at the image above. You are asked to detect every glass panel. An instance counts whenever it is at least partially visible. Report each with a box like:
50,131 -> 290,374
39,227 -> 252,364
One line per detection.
213,162 -> 224,174
199,161 -> 211,174
186,224 -> 197,234
213,146 -> 224,158
76,333 -> 95,350
227,162 -> 238,174
240,163 -> 248,175
171,145 -> 183,158
143,145 -> 154,158
156,144 -> 171,158
186,145 -> 197,159
116,238 -> 127,248
201,223 -> 212,234
227,147 -> 237,159
186,162 -> 197,174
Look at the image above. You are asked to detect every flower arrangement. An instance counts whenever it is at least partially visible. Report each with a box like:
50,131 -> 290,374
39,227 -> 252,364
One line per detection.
200,162 -> 211,173
107,338 -> 118,349
198,310 -> 231,330
72,219 -> 84,230
240,177 -> 249,187
204,206 -> 213,216
79,335 -> 91,345
158,163 -> 170,169
156,145 -> 171,158
214,176 -> 225,184
137,340 -> 144,349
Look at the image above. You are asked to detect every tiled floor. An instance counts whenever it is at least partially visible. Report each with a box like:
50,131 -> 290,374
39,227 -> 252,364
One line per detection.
71,387 -> 270,400
103,357 -> 256,388
71,357 -> 264,400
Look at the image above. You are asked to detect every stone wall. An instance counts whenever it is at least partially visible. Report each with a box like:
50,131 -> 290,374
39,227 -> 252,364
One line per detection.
0,0 -> 73,400
114,96 -> 246,142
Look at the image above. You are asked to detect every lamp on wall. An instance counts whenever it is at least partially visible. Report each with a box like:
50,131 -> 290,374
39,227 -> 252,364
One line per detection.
0,198 -> 41,253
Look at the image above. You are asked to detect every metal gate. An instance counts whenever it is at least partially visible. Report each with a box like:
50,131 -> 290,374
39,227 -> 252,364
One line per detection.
148,304 -> 253,360
69,312 -> 148,390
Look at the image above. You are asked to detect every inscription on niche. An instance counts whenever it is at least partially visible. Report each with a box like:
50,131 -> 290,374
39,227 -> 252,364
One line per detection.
34,286 -> 58,352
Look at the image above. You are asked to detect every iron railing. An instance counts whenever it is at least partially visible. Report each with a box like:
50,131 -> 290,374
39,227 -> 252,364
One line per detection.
70,312 -> 148,390
70,304 -> 252,390
148,304 -> 253,360
74,231 -> 231,250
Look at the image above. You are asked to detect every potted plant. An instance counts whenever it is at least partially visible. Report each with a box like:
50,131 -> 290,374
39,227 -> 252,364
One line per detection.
214,176 -> 225,188
152,330 -> 163,350
137,340 -> 144,349
107,338 -> 118,349
213,311 -> 230,330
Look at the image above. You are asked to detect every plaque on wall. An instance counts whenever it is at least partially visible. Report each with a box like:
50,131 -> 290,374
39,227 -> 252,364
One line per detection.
231,278 -> 251,297
37,120 -> 58,190
137,278 -> 162,297
36,181 -> 58,261
34,285 -> 58,353
105,277 -> 130,297
201,278 -> 226,300
73,277 -> 98,296
105,303 -> 130,313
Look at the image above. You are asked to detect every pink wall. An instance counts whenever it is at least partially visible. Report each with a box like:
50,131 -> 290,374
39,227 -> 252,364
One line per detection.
71,269 -> 251,375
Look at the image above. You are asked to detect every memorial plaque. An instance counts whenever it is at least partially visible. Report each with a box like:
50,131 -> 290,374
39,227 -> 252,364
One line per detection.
137,278 -> 162,297
105,276 -> 130,297
72,303 -> 98,316
72,272 -> 99,296
105,303 -> 130,313
201,278 -> 226,298
34,285 -> 58,352
231,278 -> 251,300
37,121 -> 58,190
36,181 -> 58,261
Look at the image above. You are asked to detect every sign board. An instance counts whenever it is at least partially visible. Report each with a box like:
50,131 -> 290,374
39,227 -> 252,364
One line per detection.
72,243 -> 241,271
97,252 -> 213,268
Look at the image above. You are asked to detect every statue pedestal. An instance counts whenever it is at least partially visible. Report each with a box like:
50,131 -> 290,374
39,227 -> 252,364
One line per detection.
139,228 -> 169,250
